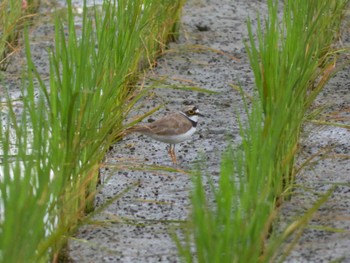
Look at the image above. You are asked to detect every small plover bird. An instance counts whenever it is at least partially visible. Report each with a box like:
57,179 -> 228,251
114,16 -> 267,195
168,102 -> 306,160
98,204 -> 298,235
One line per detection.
127,105 -> 204,164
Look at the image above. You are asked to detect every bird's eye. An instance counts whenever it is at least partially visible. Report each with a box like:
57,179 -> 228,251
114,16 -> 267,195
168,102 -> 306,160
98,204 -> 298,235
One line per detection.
188,110 -> 195,115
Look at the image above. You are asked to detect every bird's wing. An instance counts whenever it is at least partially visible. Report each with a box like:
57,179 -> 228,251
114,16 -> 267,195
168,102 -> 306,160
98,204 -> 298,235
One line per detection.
140,112 -> 192,136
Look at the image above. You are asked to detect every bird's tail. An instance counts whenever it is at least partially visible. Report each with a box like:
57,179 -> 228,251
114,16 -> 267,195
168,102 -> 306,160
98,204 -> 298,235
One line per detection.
123,124 -> 151,136
112,124 -> 151,144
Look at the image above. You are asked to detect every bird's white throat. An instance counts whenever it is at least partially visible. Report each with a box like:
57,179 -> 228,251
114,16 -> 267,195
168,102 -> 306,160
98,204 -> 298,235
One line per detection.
187,115 -> 198,122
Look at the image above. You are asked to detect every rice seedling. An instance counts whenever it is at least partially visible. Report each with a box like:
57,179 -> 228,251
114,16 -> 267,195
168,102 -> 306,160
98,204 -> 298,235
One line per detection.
0,0 -> 39,70
176,0 -> 349,262
0,0 -> 24,70
0,0 -> 186,261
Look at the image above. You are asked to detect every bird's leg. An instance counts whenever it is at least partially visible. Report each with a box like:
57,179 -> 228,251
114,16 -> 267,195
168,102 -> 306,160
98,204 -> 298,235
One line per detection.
168,144 -> 177,164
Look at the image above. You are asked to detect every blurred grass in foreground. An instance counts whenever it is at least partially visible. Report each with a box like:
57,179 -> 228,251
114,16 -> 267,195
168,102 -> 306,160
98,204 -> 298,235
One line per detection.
176,0 -> 349,262
0,0 -> 185,262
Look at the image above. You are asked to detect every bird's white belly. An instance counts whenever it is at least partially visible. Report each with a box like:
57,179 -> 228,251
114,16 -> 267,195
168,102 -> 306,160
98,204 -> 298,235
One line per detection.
148,127 -> 196,144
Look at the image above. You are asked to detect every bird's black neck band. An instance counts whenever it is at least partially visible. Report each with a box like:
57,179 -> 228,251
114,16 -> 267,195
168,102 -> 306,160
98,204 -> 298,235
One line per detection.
180,112 -> 198,127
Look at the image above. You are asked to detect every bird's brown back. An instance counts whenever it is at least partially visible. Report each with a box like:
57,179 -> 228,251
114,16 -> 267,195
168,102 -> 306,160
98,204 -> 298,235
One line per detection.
128,112 -> 192,136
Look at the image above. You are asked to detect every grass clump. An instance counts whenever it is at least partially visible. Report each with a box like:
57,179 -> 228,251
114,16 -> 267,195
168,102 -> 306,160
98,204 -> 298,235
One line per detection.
0,0 -> 24,70
176,0 -> 349,262
0,0 -> 39,70
0,0 -> 185,262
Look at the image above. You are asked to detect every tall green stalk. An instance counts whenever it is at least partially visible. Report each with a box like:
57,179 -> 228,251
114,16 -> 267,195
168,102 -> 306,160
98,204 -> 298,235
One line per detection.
0,0 -> 186,261
246,0 -> 348,191
176,0 -> 349,262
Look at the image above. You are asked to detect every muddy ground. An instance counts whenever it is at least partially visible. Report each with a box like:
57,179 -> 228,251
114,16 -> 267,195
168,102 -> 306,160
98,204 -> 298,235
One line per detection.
1,0 -> 349,262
